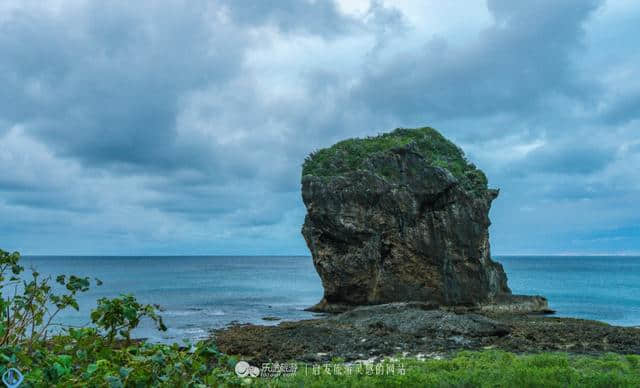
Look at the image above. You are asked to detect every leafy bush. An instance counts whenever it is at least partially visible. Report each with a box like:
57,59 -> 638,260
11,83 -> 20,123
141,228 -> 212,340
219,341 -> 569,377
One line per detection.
0,327 -> 243,387
0,248 -> 94,348
0,249 -> 243,387
91,294 -> 167,345
302,127 -> 488,195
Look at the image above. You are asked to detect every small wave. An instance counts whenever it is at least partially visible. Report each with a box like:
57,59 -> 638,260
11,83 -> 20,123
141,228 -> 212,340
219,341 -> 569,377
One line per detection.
183,327 -> 207,335
163,308 -> 225,317
163,310 -> 198,317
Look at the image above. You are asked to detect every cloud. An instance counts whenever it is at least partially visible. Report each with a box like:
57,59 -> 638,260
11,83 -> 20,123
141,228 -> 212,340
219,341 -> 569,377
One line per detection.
353,0 -> 603,122
0,0 -> 638,255
218,0 -> 356,37
509,142 -> 615,176
1,1 -> 248,170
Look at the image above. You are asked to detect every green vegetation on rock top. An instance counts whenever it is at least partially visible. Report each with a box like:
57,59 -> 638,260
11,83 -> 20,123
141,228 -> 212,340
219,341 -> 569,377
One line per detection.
302,127 -> 488,195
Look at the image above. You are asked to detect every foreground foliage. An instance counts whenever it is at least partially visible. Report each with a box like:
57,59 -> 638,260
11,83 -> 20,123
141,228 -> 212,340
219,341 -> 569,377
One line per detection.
91,294 -> 167,346
265,351 -> 640,388
2,341 -> 638,388
302,127 -> 488,195
1,328 -> 242,387
0,249 -> 94,348
0,248 -> 242,386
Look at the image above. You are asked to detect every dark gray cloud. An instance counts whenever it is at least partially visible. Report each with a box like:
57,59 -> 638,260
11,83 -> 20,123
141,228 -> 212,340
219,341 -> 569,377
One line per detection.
509,142 -> 615,176
354,0 -> 602,122
1,0 -> 639,255
218,0 -> 355,37
1,1 -> 245,171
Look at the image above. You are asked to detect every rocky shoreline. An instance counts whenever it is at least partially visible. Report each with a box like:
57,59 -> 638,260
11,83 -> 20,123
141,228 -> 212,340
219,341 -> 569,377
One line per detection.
214,303 -> 640,364
214,128 -> 640,366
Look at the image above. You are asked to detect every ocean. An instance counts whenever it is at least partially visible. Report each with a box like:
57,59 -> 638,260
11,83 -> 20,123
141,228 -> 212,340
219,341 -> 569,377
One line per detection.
19,255 -> 640,343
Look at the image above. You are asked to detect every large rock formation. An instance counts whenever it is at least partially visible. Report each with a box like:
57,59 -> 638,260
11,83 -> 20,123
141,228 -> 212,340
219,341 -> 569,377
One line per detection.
301,127 -> 547,312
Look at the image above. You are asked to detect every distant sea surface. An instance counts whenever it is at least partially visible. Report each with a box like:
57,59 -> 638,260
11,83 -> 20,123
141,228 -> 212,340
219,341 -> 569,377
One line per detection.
20,255 -> 640,343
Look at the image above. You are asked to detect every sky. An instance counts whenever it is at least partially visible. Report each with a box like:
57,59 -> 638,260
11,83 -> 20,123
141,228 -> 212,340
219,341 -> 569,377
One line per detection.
1,0 -> 639,256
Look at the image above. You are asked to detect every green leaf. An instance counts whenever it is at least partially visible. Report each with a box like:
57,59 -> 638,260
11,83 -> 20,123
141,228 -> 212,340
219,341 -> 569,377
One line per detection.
53,362 -> 69,377
124,307 -> 136,321
76,349 -> 87,360
57,354 -> 72,367
104,375 -> 124,388
119,366 -> 132,378
86,363 -> 98,375
151,352 -> 165,363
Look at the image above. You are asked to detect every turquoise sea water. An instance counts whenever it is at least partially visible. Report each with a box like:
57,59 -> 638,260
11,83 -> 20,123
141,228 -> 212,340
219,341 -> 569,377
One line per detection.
19,255 -> 640,343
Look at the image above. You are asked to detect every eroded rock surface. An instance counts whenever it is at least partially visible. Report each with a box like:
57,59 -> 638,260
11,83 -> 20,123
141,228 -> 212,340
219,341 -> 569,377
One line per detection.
331,302 -> 510,337
301,128 -> 541,311
215,303 -> 640,363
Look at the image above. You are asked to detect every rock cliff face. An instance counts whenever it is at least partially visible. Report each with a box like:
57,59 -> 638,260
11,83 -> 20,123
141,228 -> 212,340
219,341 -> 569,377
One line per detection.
301,127 -> 542,312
